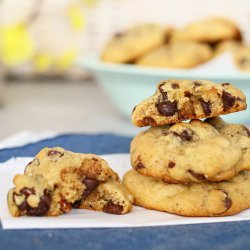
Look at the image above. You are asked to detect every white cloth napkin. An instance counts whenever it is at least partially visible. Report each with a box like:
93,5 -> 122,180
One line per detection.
1,154 -> 250,230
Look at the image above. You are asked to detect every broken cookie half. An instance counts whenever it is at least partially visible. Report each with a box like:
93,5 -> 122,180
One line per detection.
132,79 -> 246,127
7,147 -> 133,216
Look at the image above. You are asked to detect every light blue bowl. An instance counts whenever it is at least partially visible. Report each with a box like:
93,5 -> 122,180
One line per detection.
79,54 -> 250,124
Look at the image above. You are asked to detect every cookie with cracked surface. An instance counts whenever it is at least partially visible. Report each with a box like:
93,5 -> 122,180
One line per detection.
7,147 -> 133,216
234,46 -> 250,71
123,170 -> 250,217
170,17 -> 242,44
101,23 -> 168,63
132,79 -> 246,127
73,178 -> 134,215
130,119 -> 250,183
136,42 -> 213,69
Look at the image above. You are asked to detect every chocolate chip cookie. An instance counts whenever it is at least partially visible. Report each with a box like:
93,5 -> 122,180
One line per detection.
7,147 -> 133,216
132,79 -> 246,127
130,119 -> 250,183
171,17 -> 242,44
123,169 -> 250,217
101,23 -> 168,63
73,178 -> 134,215
234,46 -> 250,71
136,42 -> 213,69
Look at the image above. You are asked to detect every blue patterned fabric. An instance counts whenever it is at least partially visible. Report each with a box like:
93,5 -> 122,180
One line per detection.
0,133 -> 249,250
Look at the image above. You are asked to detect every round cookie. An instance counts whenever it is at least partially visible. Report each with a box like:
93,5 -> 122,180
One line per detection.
101,23 -> 168,63
130,119 -> 250,183
132,79 -> 247,127
234,46 -> 250,71
136,42 -> 213,69
123,169 -> 250,217
8,147 -> 133,216
215,40 -> 242,56
170,17 -> 242,44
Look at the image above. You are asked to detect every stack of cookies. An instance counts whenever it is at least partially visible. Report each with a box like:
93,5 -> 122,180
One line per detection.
123,79 -> 250,216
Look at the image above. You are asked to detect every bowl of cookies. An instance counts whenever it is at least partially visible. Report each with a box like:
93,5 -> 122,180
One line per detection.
81,17 -> 250,123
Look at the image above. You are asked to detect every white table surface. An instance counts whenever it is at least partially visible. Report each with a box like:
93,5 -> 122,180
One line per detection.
0,80 -> 142,143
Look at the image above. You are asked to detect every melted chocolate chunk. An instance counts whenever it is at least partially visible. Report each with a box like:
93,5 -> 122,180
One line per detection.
171,83 -> 179,89
136,162 -> 145,170
20,187 -> 35,196
103,201 -> 123,215
184,91 -> 192,98
156,100 -> 178,117
199,98 -> 211,116
222,191 -> 232,211
72,200 -> 81,208
17,200 -> 29,212
83,178 -> 100,198
26,191 -> 52,216
168,161 -> 176,168
173,129 -> 194,141
188,169 -> 206,180
48,150 -> 64,157
222,91 -> 236,111
142,117 -> 157,126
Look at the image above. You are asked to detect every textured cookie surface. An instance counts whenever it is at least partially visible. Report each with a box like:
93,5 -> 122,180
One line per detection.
131,118 -> 250,183
101,23 -> 168,63
123,169 -> 250,217
171,17 -> 242,43
136,42 -> 213,69
7,147 -> 133,216
132,79 -> 246,127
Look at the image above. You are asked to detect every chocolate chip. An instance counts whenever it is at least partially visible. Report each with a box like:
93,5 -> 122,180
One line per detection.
168,161 -> 176,168
173,129 -> 194,141
156,100 -> 178,117
142,117 -> 157,126
222,91 -> 236,111
83,178 -> 100,198
17,199 -> 29,212
188,169 -> 206,180
48,150 -> 64,157
184,91 -> 192,98
199,98 -> 211,116
242,126 -> 250,137
158,83 -> 168,99
26,191 -> 51,216
222,191 -> 232,211
221,83 -> 230,87
171,83 -> 179,89
103,201 -> 123,215
20,187 -> 35,196
136,162 -> 145,170
92,158 -> 98,162
72,200 -> 81,208
27,158 -> 40,167
193,81 -> 202,87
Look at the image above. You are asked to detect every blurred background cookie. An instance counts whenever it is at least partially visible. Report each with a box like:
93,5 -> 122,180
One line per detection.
136,42 -> 213,68
101,23 -> 168,63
